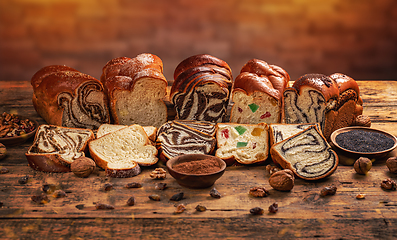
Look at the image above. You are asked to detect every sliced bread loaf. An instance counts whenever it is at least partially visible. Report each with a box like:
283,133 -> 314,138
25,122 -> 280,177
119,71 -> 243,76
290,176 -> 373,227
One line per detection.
215,122 -> 269,165
89,124 -> 158,177
269,123 -> 320,146
156,120 -> 217,162
26,125 -> 94,172
270,125 -> 338,180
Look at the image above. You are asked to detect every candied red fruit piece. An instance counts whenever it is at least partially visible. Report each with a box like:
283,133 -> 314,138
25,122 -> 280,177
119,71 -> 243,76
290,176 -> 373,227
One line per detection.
260,112 -> 271,119
238,107 -> 243,113
221,129 -> 230,139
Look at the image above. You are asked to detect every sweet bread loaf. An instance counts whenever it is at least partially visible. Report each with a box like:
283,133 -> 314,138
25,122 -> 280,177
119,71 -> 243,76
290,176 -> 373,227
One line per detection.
282,74 -> 339,138
170,54 -> 232,123
326,73 -> 363,137
89,125 -> 158,177
26,125 -> 94,172
270,125 -> 338,180
101,53 -> 168,128
31,65 -> 110,130
230,59 -> 289,124
215,122 -> 269,166
156,120 -> 217,162
96,123 -> 157,143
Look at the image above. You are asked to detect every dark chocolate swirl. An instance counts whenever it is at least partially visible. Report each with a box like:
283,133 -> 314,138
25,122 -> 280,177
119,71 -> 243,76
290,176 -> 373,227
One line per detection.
58,81 -> 109,130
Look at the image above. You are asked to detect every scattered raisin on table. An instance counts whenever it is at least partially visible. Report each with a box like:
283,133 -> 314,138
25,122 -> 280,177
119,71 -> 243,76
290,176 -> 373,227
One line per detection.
149,194 -> 161,201
125,182 -> 142,188
170,192 -> 184,201
18,175 -> 30,184
268,203 -> 278,213
320,186 -> 337,196
195,205 -> 207,212
53,190 -> 67,198
127,197 -> 136,206
174,204 -> 186,214
155,182 -> 167,190
95,202 -> 115,210
0,167 -> 9,174
103,183 -> 113,191
31,194 -> 49,204
210,188 -> 221,198
250,207 -> 264,215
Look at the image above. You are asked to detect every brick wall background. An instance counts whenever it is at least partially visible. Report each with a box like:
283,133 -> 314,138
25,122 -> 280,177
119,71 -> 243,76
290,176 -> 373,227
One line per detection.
0,0 -> 396,82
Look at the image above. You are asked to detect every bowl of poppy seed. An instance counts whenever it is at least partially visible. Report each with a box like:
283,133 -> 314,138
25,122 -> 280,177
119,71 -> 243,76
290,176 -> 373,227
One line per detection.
166,154 -> 227,189
330,127 -> 397,159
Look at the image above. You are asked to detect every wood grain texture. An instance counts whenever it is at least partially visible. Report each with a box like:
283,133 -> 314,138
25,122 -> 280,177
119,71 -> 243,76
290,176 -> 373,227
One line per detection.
0,80 -> 396,239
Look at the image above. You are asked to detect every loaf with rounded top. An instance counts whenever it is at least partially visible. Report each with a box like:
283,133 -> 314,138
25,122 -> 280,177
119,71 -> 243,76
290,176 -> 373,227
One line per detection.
96,123 -> 157,144
31,65 -> 110,130
171,54 -> 232,123
282,73 -> 339,139
101,53 -> 168,128
230,59 -> 289,124
326,73 -> 363,137
26,125 -> 94,172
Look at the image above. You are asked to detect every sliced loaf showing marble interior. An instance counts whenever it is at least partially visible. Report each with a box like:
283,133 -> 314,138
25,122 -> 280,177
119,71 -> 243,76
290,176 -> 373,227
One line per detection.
270,125 -> 338,180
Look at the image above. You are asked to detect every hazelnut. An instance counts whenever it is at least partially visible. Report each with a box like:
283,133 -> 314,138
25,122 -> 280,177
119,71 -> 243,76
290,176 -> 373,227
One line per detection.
353,115 -> 371,127
354,157 -> 372,175
386,157 -> 397,173
269,169 -> 294,191
70,157 -> 96,178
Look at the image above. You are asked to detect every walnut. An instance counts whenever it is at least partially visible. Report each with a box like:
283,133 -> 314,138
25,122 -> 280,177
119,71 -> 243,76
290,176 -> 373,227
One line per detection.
269,169 -> 295,191
150,168 -> 166,179
265,165 -> 280,175
381,179 -> 397,191
70,157 -> 96,178
354,157 -> 372,175
0,143 -> 6,160
249,187 -> 269,197
386,157 -> 397,173
353,115 -> 371,127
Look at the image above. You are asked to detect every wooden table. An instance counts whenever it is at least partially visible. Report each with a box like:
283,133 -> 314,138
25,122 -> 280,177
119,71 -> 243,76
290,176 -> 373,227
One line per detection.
0,80 -> 396,239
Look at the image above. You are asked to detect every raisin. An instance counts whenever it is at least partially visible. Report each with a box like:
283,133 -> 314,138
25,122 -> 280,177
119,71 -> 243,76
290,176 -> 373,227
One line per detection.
260,112 -> 271,119
320,186 -> 337,196
127,197 -> 136,206
103,183 -> 113,191
155,183 -> 167,190
149,194 -> 161,201
95,203 -> 114,210
125,182 -> 142,188
174,204 -> 186,214
250,207 -> 264,215
170,192 -> 184,201
18,175 -> 30,184
268,203 -> 278,213
210,188 -> 221,198
195,205 -> 207,212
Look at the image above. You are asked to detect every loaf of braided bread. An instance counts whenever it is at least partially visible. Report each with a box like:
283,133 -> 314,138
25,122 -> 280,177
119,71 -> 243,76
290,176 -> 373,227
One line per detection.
171,54 -> 233,123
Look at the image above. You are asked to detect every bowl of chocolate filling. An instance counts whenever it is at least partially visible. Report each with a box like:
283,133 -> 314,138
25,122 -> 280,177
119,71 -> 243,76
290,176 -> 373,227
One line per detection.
166,154 -> 227,189
330,127 -> 397,159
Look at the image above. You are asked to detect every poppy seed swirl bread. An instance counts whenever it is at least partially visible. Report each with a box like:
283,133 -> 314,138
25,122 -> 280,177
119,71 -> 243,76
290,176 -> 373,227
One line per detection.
270,125 -> 338,180
282,74 -> 339,139
31,65 -> 110,130
171,54 -> 233,123
101,53 -> 168,128
230,59 -> 290,124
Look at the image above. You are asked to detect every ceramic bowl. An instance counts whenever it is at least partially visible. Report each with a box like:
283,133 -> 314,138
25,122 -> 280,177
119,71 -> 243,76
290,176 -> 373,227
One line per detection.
166,154 -> 226,189
0,116 -> 38,146
330,126 -> 397,160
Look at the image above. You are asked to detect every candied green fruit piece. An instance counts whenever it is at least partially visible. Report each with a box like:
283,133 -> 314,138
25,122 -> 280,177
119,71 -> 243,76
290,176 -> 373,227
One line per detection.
234,126 -> 247,135
237,142 -> 248,148
248,103 -> 259,113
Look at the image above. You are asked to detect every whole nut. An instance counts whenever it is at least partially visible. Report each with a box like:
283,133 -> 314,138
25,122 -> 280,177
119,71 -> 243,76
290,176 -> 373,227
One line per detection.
354,157 -> 372,175
70,157 -> 96,178
353,115 -> 371,127
0,143 -> 6,160
269,169 -> 294,191
386,157 -> 397,173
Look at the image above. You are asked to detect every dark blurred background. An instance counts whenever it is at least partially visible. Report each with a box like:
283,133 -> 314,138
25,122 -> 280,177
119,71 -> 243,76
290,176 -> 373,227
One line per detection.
0,0 -> 396,82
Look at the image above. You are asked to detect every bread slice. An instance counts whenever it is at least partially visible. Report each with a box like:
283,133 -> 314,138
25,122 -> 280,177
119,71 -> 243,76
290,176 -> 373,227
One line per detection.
270,125 -> 338,180
89,125 -> 158,177
215,122 -> 269,165
156,120 -> 217,162
269,123 -> 320,146
97,123 -> 157,143
26,125 -> 94,172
